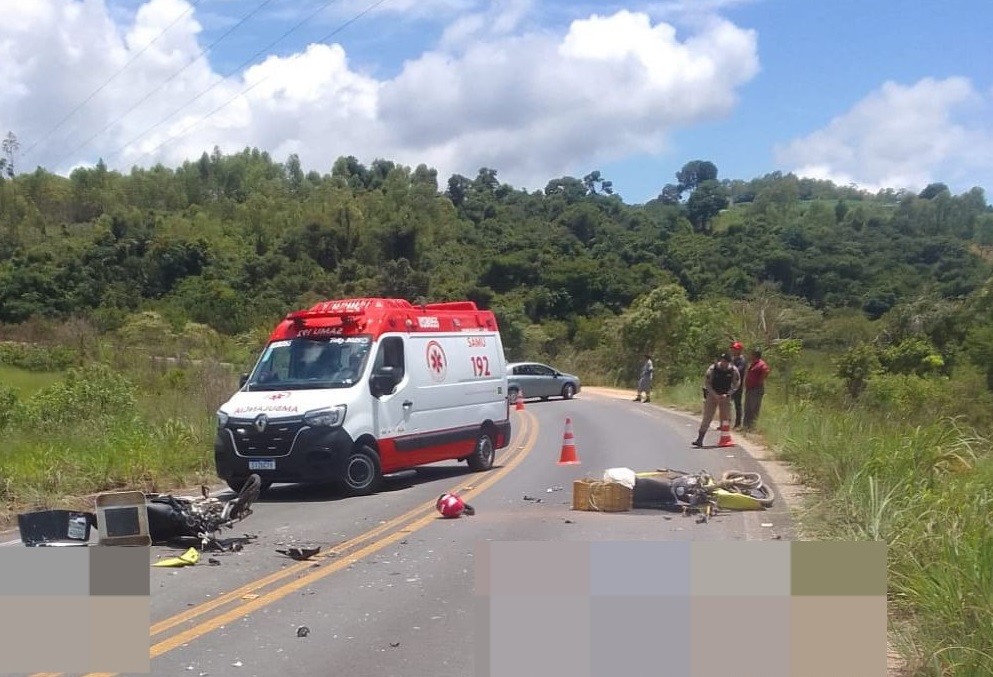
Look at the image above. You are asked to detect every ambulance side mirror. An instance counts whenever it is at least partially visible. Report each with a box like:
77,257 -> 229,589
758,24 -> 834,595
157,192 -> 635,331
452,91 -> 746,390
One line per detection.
370,366 -> 398,397
239,373 -> 249,388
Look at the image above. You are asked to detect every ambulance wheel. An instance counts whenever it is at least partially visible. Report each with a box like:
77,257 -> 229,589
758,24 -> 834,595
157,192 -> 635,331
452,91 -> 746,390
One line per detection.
340,445 -> 382,496
466,431 -> 495,472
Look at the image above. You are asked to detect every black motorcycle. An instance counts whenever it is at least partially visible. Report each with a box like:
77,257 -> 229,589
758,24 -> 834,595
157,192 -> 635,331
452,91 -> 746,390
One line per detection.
145,474 -> 262,550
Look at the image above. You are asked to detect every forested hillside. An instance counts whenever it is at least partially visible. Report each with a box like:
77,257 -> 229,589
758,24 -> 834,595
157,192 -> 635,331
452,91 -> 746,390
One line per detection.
2,147 -> 992,386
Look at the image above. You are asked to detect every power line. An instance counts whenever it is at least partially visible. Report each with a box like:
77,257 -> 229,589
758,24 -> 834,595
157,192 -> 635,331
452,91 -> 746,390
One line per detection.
104,0 -> 349,164
126,0 -> 391,169
48,0 -> 279,170
19,0 -> 205,161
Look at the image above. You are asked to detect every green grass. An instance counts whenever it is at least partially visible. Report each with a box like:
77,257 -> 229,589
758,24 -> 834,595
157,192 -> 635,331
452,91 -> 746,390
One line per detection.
653,376 -> 993,676
0,365 -> 63,396
0,354 -> 238,525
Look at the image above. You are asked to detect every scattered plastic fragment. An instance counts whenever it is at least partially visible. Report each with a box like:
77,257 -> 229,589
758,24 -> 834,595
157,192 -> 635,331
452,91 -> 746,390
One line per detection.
153,547 -> 200,567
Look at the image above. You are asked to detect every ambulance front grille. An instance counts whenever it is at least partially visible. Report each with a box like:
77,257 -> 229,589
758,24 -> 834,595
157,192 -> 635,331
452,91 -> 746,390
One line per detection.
226,419 -> 304,457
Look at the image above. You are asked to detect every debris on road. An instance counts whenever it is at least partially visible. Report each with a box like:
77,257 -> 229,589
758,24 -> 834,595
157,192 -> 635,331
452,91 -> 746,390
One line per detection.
761,523 -> 774,527
152,547 -> 200,567
564,519 -> 574,524
546,486 -> 564,493
276,546 -> 321,561
390,642 -> 400,648
232,661 -> 243,667
297,626 -> 310,637
571,466 -> 776,520
436,492 -> 475,517
208,558 -> 220,566
241,593 -> 259,600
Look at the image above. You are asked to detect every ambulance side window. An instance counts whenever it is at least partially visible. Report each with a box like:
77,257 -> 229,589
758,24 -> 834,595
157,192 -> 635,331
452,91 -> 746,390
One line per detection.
373,337 -> 405,381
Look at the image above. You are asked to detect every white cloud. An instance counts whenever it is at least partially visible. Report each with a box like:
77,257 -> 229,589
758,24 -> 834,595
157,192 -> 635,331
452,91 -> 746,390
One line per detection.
775,77 -> 993,193
4,0 -> 759,193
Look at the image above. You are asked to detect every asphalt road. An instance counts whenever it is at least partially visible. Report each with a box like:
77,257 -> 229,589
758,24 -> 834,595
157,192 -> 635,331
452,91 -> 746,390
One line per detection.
5,388 -> 793,677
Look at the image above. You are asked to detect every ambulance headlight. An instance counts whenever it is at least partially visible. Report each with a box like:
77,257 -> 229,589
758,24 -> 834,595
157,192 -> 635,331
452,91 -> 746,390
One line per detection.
304,406 -> 346,428
217,410 -> 229,427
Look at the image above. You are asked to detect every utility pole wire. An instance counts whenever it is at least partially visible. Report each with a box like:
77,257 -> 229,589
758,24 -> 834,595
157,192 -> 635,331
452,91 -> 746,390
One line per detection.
126,0 -> 391,169
19,0 -> 205,161
105,0 -> 348,164
48,0 -> 279,171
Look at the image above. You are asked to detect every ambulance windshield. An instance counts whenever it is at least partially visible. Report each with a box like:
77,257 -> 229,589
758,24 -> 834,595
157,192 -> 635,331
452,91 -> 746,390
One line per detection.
244,336 -> 372,390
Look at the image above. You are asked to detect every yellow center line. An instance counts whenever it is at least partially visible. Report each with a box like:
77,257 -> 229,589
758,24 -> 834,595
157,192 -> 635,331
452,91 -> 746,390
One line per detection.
36,410 -> 537,677
148,415 -> 537,659
149,410 -> 535,636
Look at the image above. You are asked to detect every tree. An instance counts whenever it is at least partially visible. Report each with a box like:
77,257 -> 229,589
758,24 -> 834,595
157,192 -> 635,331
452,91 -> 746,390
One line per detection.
583,170 -> 613,196
544,176 -> 587,203
836,342 -> 882,398
918,182 -> 949,200
658,183 -> 682,205
686,179 -> 729,232
770,338 -> 803,401
1,131 -> 19,179
676,160 -> 718,193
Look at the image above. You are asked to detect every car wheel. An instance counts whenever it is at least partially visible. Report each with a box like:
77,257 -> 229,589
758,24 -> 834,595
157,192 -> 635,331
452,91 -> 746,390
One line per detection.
340,445 -> 383,496
562,383 -> 576,400
466,431 -> 496,472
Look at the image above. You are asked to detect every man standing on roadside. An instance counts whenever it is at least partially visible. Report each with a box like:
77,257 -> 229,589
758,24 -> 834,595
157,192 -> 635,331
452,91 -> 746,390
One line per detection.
634,353 -> 654,403
743,348 -> 770,431
692,353 -> 740,447
730,341 -> 747,428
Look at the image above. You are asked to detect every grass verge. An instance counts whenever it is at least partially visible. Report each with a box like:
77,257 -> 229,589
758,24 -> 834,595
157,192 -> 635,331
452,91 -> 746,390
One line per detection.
653,377 -> 993,677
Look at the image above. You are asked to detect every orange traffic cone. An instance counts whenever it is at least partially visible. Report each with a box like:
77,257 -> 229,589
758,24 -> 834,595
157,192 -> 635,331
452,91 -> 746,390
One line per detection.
717,419 -> 734,447
558,418 -> 580,464
515,389 -> 525,411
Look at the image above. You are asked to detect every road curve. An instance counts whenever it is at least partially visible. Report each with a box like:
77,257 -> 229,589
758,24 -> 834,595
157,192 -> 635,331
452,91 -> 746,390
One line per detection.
13,390 -> 794,677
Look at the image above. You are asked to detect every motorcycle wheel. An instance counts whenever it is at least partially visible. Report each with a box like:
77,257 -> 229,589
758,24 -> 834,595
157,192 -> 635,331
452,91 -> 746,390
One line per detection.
226,474 -> 262,521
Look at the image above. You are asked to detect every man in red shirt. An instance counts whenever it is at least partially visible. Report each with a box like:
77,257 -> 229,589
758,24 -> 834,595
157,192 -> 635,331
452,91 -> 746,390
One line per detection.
743,348 -> 770,431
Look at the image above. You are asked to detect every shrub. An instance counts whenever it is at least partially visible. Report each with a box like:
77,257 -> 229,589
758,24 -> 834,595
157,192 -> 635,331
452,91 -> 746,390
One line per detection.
15,363 -> 138,428
0,386 -> 17,430
0,342 -> 79,371
836,342 -> 882,398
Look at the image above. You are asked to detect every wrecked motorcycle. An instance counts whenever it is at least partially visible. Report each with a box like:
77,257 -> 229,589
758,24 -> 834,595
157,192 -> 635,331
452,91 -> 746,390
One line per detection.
632,468 -> 775,519
145,473 -> 262,550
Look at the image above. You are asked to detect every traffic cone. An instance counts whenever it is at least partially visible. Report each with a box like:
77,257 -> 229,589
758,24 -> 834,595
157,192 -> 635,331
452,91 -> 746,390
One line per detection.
515,389 -> 525,411
558,418 -> 580,464
717,419 -> 734,447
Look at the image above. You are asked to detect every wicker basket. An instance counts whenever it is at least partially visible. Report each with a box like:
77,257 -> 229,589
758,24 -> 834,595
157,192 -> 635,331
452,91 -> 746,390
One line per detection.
572,479 -> 633,512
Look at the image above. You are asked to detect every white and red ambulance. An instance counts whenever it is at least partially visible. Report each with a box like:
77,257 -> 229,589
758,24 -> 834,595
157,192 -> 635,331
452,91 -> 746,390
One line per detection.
214,298 -> 511,496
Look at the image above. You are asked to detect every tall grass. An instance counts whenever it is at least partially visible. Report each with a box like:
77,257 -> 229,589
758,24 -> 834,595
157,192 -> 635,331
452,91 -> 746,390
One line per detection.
653,376 -> 993,676
0,350 -> 239,524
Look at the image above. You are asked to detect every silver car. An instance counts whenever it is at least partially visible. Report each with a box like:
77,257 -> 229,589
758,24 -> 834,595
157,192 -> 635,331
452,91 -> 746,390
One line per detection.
507,362 -> 580,403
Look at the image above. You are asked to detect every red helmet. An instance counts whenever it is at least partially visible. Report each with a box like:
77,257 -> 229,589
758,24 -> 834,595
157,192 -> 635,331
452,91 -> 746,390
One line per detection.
436,493 -> 475,518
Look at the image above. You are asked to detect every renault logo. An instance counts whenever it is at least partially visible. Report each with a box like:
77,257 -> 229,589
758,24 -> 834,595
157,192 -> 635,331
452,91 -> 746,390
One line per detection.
254,413 -> 268,432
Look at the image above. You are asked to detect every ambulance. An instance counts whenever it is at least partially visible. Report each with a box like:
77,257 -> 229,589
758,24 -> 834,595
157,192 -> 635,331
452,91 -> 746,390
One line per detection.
213,298 -> 512,496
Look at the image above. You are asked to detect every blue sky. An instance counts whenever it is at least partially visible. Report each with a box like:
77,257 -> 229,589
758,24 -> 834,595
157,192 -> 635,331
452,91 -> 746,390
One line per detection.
4,0 -> 992,204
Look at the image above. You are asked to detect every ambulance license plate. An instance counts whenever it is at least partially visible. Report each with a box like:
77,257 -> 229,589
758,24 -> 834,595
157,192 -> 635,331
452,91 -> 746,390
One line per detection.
249,460 -> 275,470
